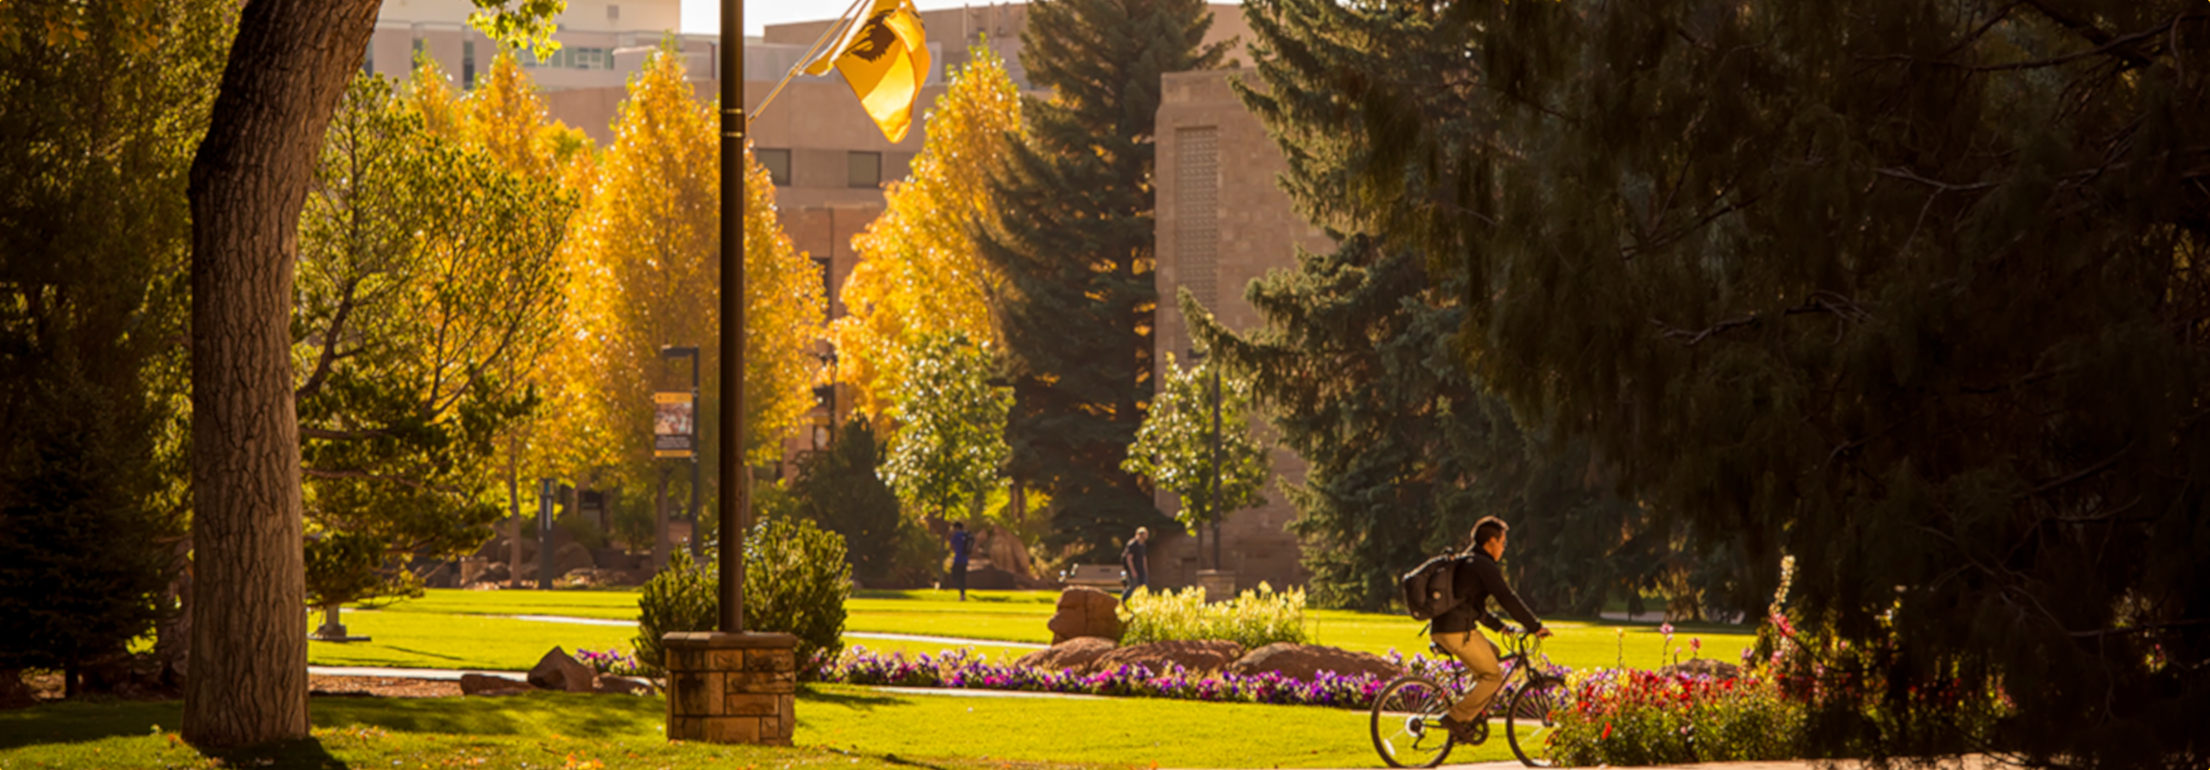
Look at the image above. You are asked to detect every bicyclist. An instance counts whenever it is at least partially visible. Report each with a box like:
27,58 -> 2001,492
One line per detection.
1433,516 -> 1550,743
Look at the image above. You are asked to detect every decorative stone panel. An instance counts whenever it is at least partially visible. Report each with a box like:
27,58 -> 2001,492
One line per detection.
663,631 -> 798,745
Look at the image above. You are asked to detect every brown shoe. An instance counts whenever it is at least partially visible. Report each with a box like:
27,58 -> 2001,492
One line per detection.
1437,715 -> 1487,744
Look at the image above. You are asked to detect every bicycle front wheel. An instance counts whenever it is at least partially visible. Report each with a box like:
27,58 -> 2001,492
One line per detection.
1370,675 -> 1455,768
1504,675 -> 1573,767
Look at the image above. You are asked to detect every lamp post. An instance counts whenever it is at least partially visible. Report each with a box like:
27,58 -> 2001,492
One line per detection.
717,0 -> 747,635
661,345 -> 701,562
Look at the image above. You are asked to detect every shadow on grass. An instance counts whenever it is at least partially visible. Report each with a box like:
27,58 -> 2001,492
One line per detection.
209,737 -> 351,769
798,686 -> 903,711
379,645 -> 465,662
0,699 -> 181,750
0,692 -> 664,750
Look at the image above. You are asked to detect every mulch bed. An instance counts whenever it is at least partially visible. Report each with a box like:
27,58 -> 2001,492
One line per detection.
307,675 -> 461,699
4,672 -> 463,708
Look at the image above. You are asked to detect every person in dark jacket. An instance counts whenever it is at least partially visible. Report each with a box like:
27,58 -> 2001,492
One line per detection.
948,521 -> 973,600
1120,527 -> 1150,601
1432,516 -> 1550,743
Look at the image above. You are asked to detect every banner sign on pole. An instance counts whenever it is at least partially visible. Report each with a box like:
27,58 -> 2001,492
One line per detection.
654,391 -> 695,458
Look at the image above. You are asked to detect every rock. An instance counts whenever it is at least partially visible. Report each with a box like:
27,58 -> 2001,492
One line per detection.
459,673 -> 534,696
1014,636 -> 1119,671
551,542 -> 596,577
1226,643 -> 1403,682
595,675 -> 655,695
1658,659 -> 1741,680
527,647 -> 598,693
480,561 -> 511,583
1082,640 -> 1244,676
1046,587 -> 1123,644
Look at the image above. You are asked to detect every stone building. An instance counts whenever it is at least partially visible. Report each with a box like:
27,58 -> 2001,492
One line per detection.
1143,69 -> 1330,593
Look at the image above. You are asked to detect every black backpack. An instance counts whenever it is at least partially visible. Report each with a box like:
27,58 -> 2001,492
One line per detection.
1400,553 -> 1467,621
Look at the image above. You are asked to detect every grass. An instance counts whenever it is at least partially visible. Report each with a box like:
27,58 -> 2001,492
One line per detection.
0,684 -> 1521,769
333,587 -> 1757,675
308,610 -> 638,671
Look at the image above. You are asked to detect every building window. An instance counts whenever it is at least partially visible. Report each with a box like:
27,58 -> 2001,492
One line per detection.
463,39 -> 476,89
758,148 -> 791,186
847,151 -> 881,188
608,4 -> 620,22
526,46 -> 614,70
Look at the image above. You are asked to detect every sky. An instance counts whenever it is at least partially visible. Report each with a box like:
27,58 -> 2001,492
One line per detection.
682,0 -> 988,36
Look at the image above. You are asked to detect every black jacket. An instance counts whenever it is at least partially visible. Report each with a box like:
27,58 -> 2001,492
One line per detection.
1431,550 -> 1543,635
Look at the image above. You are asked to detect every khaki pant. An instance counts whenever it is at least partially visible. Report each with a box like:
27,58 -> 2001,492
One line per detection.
1431,629 -> 1504,722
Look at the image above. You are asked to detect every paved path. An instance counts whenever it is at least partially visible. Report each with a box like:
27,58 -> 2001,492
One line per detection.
421,612 -> 1050,650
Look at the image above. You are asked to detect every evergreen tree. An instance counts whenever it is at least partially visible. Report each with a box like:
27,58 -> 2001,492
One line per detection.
1185,243 -> 1651,614
790,418 -> 922,585
0,0 -> 227,695
977,0 -> 1229,560
1243,0 -> 2210,764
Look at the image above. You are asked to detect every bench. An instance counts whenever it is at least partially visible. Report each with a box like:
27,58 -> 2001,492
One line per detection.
1060,564 -> 1126,590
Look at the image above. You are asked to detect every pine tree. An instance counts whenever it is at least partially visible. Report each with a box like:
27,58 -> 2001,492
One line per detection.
977,0 -> 1229,560
1243,0 -> 2210,763
0,0 -> 225,696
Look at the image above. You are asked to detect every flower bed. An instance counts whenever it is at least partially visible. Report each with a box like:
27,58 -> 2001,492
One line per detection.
1547,667 -> 1804,766
808,645 -> 1564,713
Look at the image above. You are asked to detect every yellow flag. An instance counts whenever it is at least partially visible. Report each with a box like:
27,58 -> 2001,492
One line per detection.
803,0 -> 930,143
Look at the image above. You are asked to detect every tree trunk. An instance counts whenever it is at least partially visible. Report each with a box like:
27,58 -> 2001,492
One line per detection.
182,0 -> 380,750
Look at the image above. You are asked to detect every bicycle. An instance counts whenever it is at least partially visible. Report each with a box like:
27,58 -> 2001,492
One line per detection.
1368,629 -> 1574,768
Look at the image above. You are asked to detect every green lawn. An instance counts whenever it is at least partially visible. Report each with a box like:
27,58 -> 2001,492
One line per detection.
0,684 -> 1516,769
309,610 -> 638,671
324,587 -> 1755,674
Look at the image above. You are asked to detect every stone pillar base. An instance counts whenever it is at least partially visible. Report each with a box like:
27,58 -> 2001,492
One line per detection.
663,631 -> 798,745
1196,569 -> 1237,603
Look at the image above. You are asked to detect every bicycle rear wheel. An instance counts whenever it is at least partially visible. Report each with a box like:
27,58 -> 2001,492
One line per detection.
1504,675 -> 1573,767
1370,675 -> 1455,768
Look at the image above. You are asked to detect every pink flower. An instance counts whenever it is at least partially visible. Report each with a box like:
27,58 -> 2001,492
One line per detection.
1659,622 -> 1675,636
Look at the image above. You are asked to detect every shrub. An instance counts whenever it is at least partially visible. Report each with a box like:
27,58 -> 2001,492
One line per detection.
631,515 -> 852,675
631,548 -> 716,673
1119,583 -> 1307,649
743,514 -> 851,670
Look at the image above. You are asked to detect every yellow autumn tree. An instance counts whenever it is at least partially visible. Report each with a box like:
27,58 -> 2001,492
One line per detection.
564,44 -> 823,507
830,47 -> 1024,419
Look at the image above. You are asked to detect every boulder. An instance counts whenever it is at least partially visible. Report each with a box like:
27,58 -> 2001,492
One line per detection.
479,561 -> 511,584
1658,659 -> 1741,680
595,675 -> 655,695
527,647 -> 598,693
459,673 -> 534,696
1082,640 -> 1244,676
1046,587 -> 1123,644
551,542 -> 597,577
1226,643 -> 1404,682
1013,636 -> 1119,672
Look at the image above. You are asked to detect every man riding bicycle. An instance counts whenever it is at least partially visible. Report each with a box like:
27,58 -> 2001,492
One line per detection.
1432,516 -> 1551,743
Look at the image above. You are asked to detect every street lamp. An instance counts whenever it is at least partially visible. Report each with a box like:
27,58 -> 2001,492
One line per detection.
661,345 -> 701,562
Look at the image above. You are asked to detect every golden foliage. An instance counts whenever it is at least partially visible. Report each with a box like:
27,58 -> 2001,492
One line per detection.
556,45 -> 824,490
829,48 -> 1024,419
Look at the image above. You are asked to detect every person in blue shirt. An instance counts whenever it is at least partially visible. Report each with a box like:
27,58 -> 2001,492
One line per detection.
948,521 -> 973,601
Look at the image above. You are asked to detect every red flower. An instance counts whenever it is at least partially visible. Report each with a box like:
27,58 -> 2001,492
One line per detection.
1602,722 -> 1613,740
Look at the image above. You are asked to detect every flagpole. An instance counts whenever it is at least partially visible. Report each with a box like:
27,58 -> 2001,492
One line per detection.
718,0 -> 747,635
